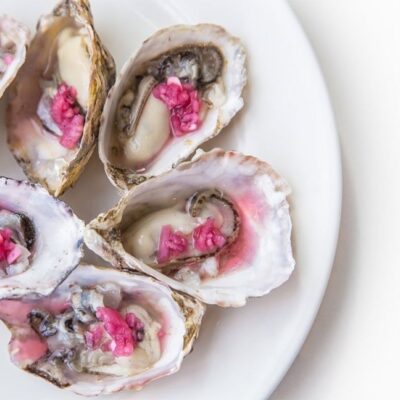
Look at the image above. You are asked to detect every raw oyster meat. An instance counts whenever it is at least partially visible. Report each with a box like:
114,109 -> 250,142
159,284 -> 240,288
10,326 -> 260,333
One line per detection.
7,0 -> 115,196
85,149 -> 295,307
99,24 -> 247,190
0,15 -> 30,99
0,264 -> 205,395
0,177 -> 84,299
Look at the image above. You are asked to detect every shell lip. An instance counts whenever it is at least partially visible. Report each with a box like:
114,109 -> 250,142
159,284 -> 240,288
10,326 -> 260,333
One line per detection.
25,364 -> 71,389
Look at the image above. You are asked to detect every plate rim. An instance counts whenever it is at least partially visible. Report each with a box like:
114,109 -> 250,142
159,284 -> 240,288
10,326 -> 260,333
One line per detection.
266,1 -> 342,398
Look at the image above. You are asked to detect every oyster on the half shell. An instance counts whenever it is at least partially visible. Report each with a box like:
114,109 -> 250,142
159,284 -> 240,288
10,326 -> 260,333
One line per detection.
0,177 -> 84,299
0,264 -> 205,395
99,24 -> 247,191
85,149 -> 295,307
0,15 -> 30,99
7,0 -> 115,196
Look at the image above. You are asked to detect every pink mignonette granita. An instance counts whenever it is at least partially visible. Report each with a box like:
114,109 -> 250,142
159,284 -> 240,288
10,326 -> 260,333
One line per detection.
157,225 -> 188,263
3,53 -> 14,66
193,218 -> 226,253
126,312 -> 145,342
86,308 -> 147,356
0,228 -> 21,266
50,83 -> 85,149
96,307 -> 135,357
153,77 -> 202,137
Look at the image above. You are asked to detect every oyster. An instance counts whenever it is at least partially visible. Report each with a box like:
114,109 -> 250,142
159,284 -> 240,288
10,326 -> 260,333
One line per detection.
6,0 -> 116,196
99,24 -> 247,191
0,16 -> 30,99
0,177 -> 84,299
85,149 -> 295,307
0,264 -> 205,395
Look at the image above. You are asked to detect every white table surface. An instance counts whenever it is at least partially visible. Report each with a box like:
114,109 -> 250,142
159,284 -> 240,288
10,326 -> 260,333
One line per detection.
272,1 -> 400,399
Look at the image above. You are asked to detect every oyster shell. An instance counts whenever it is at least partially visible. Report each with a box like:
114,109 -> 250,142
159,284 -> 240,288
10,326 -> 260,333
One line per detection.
99,24 -> 247,191
0,15 -> 30,99
0,177 -> 84,299
85,149 -> 295,307
0,264 -> 205,395
6,0 -> 116,196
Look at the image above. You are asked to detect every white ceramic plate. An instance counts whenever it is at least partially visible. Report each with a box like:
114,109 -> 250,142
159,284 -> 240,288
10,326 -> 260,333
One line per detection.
0,0 -> 341,399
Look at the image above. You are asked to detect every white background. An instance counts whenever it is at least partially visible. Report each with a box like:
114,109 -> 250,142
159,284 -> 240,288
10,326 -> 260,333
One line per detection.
0,1 -> 398,399
273,1 -> 400,399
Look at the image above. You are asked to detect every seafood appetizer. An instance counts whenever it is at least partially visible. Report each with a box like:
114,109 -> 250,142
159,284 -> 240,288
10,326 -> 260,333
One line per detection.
99,24 -> 247,190
0,177 -> 84,299
6,0 -> 115,196
0,1 -> 296,394
0,265 -> 205,395
0,15 -> 30,99
85,150 -> 295,307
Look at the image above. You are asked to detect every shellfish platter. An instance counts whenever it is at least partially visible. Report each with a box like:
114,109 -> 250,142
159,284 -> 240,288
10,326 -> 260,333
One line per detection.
0,1 -> 341,399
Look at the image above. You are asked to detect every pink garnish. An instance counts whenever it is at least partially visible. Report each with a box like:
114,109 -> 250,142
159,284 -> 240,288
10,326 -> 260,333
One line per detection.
153,77 -> 202,137
85,325 -> 104,350
3,53 -> 14,66
0,228 -> 21,266
157,225 -> 188,263
126,312 -> 145,342
101,340 -> 112,353
96,307 -> 135,357
193,218 -> 226,253
50,83 -> 85,149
